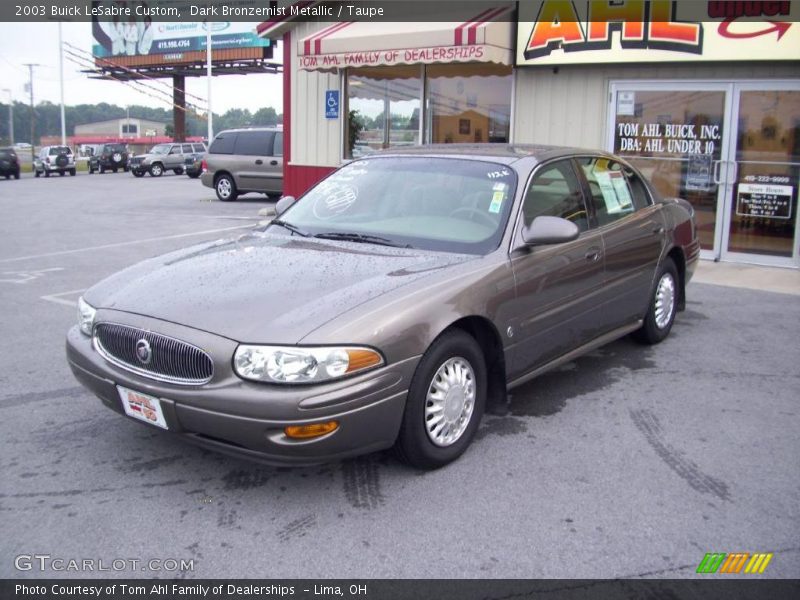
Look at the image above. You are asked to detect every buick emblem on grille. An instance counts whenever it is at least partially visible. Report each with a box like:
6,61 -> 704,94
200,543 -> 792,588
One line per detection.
135,339 -> 152,365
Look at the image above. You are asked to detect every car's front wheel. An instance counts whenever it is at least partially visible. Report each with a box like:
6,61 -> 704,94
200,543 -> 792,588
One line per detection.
215,174 -> 238,202
395,330 -> 486,469
149,163 -> 163,177
633,258 -> 678,345
132,171 -> 144,178
173,167 -> 184,175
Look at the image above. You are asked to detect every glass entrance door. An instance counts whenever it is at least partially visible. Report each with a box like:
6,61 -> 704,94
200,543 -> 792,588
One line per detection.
722,84 -> 800,266
610,81 -> 800,268
608,83 -> 731,259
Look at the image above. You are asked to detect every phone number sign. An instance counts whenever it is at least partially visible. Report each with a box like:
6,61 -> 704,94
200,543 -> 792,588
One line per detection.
736,182 -> 794,220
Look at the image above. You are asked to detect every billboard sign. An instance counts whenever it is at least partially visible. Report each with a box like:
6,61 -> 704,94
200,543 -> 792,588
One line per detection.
93,20 -> 269,59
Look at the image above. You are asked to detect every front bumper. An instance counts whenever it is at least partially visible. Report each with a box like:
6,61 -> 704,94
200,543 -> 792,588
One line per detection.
66,318 -> 416,466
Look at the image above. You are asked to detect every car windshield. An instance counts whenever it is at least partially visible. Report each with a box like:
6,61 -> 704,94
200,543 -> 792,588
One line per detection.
49,146 -> 71,155
150,144 -> 170,155
272,157 -> 517,255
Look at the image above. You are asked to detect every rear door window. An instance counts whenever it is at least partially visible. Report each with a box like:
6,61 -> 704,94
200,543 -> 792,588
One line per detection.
192,144 -> 206,153
272,133 -> 283,157
578,157 -> 637,226
209,133 -> 237,154
233,131 -> 274,156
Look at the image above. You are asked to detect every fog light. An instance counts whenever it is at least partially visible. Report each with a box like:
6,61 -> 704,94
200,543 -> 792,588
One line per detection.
284,421 -> 339,439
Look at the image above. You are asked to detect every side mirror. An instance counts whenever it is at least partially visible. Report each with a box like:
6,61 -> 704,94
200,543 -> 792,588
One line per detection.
275,195 -> 296,217
521,216 -> 580,246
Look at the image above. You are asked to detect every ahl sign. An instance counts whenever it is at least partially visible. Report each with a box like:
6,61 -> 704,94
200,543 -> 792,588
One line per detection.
516,0 -> 799,65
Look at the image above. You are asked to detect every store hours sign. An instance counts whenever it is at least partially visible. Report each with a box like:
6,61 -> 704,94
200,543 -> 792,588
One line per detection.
736,180 -> 794,220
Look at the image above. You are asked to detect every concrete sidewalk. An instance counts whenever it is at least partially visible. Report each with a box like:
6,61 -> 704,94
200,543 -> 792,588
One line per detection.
691,259 -> 800,296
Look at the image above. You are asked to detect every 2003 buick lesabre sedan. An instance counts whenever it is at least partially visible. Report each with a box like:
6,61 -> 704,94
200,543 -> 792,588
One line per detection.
67,145 -> 699,469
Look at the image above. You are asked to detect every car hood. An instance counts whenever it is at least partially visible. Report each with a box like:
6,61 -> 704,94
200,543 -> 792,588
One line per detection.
84,232 -> 474,343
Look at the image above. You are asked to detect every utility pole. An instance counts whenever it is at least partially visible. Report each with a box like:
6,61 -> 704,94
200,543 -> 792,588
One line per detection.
58,23 -> 66,146
206,21 -> 213,143
23,63 -> 40,163
2,88 -> 12,145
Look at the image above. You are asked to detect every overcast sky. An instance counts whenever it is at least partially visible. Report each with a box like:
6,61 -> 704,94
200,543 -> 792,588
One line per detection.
0,22 -> 283,114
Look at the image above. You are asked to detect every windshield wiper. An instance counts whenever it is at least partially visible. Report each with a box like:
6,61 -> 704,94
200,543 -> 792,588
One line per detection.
270,219 -> 310,237
313,232 -> 412,248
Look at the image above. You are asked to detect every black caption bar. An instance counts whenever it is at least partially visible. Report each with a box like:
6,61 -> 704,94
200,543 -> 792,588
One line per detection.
2,580 -> 800,600
3,1 -> 799,23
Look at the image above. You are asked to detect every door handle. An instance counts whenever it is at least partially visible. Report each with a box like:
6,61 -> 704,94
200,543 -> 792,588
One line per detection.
652,226 -> 665,235
255,159 -> 263,165
584,249 -> 602,262
270,160 -> 278,166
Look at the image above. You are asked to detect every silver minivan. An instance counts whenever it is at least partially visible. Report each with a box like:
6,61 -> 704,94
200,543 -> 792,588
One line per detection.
201,128 -> 283,201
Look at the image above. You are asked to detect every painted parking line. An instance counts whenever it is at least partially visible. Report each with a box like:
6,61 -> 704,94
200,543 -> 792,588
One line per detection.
0,267 -> 64,284
0,224 -> 252,264
41,289 -> 85,308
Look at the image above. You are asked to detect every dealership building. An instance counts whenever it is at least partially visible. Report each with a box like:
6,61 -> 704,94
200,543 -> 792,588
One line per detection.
258,1 -> 800,268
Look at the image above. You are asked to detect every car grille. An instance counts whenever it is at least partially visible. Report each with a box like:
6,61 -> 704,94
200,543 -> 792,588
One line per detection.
130,157 -> 143,166
94,323 -> 213,386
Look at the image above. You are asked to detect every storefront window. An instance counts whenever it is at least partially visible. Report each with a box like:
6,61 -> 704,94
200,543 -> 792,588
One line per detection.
345,63 -> 513,158
347,66 -> 421,159
426,63 -> 512,144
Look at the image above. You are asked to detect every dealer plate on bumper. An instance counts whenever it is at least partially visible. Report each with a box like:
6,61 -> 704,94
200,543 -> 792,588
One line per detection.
117,386 -> 168,430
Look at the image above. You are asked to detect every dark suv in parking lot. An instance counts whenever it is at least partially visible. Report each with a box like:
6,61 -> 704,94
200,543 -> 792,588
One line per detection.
0,147 -> 21,179
89,143 -> 129,174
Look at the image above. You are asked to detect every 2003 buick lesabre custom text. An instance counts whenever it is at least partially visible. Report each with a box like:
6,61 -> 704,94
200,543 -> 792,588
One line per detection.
66,145 -> 699,469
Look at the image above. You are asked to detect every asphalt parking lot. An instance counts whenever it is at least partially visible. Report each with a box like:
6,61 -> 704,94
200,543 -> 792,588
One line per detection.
1,171 -> 798,580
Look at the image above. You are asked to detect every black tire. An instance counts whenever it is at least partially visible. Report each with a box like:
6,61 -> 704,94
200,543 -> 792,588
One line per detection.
89,167 -> 94,174
35,169 -> 40,178
14,170 -> 19,179
4,174 -> 8,179
59,170 -> 65,177
173,167 -> 184,175
149,163 -> 164,177
188,172 -> 201,179
132,171 -> 145,178
69,169 -> 76,176
100,165 -> 106,174
44,170 -> 50,178
395,330 -> 486,469
113,167 -> 118,173
633,258 -> 679,345
215,174 -> 238,202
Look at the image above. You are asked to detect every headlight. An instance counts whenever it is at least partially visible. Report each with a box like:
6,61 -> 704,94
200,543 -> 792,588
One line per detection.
77,297 -> 96,336
233,345 -> 383,384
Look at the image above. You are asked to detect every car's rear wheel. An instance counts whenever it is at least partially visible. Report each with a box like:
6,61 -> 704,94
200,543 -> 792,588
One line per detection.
395,330 -> 486,469
633,258 -> 678,345
149,163 -> 163,177
173,167 -> 184,175
44,170 -> 50,178
59,170 -> 65,177
215,174 -> 238,202
69,169 -> 76,176
132,171 -> 144,178
35,169 -> 40,178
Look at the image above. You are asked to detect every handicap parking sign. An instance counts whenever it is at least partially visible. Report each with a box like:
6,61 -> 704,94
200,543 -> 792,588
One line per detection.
325,90 -> 339,119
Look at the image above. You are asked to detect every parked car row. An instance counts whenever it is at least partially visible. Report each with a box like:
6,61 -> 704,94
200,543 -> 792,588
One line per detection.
6,128 -> 287,201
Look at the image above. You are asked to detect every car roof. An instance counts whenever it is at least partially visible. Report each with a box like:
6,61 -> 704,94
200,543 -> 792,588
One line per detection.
371,143 -> 610,166
218,127 -> 280,134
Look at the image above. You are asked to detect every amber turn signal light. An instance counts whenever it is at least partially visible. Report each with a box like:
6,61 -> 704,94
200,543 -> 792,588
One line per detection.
285,421 -> 339,439
346,349 -> 382,373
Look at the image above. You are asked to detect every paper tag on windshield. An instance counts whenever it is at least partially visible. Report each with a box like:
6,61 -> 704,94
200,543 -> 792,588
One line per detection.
489,190 -> 505,214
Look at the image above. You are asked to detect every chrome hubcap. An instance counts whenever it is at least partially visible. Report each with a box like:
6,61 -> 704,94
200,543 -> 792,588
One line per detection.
654,273 -> 676,330
218,179 -> 231,198
424,357 -> 475,447
152,165 -> 162,175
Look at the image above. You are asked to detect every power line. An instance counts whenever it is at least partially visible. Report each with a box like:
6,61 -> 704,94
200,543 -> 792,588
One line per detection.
64,41 -> 209,106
